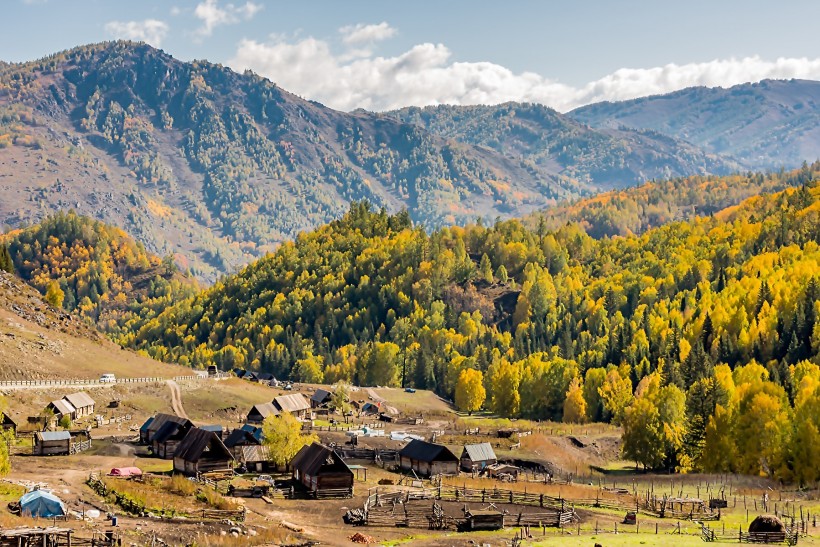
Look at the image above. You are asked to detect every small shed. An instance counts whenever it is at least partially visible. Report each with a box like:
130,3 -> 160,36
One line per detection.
246,402 -> 279,424
361,402 -> 381,416
33,431 -> 71,456
1,412 -> 17,435
311,389 -> 332,409
291,442 -> 353,498
225,428 -> 262,449
487,462 -> 520,480
461,443 -> 498,472
152,419 -> 194,459
466,509 -> 504,531
258,373 -> 276,384
273,394 -> 311,420
172,427 -> 233,476
138,416 -> 155,444
63,392 -> 95,418
46,400 -> 76,422
398,439 -> 459,477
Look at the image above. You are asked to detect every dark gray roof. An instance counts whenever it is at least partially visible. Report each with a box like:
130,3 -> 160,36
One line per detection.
147,413 -> 190,433
399,439 -> 458,463
462,442 -> 497,462
173,427 -> 233,463
139,416 -> 155,432
291,442 -> 352,476
311,389 -> 331,403
225,428 -> 261,448
153,420 -> 192,443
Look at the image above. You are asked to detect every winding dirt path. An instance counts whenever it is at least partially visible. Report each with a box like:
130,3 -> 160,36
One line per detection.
166,379 -> 189,419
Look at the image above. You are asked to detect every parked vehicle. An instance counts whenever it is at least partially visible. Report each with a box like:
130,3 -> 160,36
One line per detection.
99,373 -> 116,383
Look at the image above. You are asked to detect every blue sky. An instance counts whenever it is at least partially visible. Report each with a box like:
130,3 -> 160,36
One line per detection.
4,0 -> 820,111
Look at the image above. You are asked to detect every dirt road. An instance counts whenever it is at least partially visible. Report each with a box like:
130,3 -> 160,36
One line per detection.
166,379 -> 189,419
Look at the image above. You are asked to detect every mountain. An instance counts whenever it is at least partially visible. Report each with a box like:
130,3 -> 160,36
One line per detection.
0,42 -> 583,281
386,102 -> 739,188
0,42 -> 742,281
570,79 -> 820,170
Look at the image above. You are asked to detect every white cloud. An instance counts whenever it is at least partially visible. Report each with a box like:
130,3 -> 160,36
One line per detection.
194,0 -> 262,37
230,35 -> 820,113
105,19 -> 170,48
339,22 -> 397,45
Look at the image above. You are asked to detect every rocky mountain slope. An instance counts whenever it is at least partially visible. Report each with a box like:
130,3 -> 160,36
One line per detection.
570,79 -> 820,170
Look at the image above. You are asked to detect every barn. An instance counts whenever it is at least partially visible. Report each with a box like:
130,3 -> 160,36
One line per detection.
246,402 -> 279,424
172,428 -> 234,476
32,431 -> 71,456
398,439 -> 459,477
62,392 -> 95,418
273,394 -> 312,420
236,445 -> 273,473
291,442 -> 353,498
461,442 -> 498,472
152,419 -> 194,459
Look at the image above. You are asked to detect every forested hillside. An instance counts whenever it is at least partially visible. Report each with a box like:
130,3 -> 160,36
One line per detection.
117,166 -> 820,481
530,161 -> 820,238
571,79 -> 820,170
388,102 -> 737,187
0,211 -> 196,327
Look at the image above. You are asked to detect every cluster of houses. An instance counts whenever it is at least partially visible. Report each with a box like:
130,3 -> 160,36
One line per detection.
44,392 -> 96,424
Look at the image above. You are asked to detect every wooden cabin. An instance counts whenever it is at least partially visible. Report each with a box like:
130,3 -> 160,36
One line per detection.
246,402 -> 279,424
310,389 -> 332,409
273,394 -> 311,420
398,439 -> 459,477
236,445 -> 272,473
46,400 -> 75,422
62,392 -> 95,418
461,442 -> 498,472
291,442 -> 353,498
466,509 -> 504,530
140,414 -> 191,445
32,431 -> 71,456
172,428 -> 233,476
1,412 -> 17,436
152,419 -> 194,459
487,462 -> 520,480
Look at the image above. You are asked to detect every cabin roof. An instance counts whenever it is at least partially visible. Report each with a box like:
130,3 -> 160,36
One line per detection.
291,442 -> 352,476
311,389 -> 332,403
462,442 -> 497,462
48,399 -> 75,416
273,393 -> 311,413
35,431 -> 71,442
173,428 -> 232,463
399,439 -> 458,463
63,392 -> 95,409
249,402 -> 279,419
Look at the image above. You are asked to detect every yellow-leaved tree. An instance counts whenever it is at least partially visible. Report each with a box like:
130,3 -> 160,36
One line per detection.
45,281 -> 64,308
262,412 -> 318,468
454,368 -> 485,415
562,377 -> 587,424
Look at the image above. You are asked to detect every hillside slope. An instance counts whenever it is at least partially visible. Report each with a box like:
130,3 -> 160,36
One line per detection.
387,102 -> 739,188
570,79 -> 820,170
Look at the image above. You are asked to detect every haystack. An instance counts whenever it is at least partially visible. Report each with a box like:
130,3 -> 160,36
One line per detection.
749,514 -> 785,540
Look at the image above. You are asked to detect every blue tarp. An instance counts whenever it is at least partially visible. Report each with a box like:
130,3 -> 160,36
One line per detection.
19,489 -> 66,518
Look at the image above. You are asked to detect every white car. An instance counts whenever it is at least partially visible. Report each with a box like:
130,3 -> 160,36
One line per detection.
99,373 -> 116,383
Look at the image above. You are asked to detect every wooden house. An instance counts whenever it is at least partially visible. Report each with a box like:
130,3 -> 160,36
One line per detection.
466,509 -> 504,530
310,389 -> 332,409
246,403 -> 279,424
291,442 -> 353,498
152,419 -> 194,459
258,373 -> 276,385
398,439 -> 459,477
236,445 -> 272,473
487,462 -> 519,480
46,400 -> 75,422
1,412 -> 17,436
140,414 -> 191,445
62,392 -> 95,418
172,427 -> 233,476
273,394 -> 311,420
32,431 -> 71,456
460,442 -> 498,472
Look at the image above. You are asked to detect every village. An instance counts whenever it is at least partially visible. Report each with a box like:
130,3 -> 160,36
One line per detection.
0,369 -> 817,547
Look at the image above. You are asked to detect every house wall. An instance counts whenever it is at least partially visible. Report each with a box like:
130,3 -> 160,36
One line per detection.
431,460 -> 458,476
34,440 -> 70,456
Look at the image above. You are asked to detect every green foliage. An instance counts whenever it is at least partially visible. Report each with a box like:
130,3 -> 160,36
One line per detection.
58,415 -> 71,430
0,244 -> 13,274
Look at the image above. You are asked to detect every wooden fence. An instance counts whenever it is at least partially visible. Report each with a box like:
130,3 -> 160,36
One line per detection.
0,375 -> 199,390
69,439 -> 92,455
701,524 -> 799,545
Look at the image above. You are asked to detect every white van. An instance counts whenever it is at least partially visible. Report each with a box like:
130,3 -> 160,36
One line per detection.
100,373 -> 116,383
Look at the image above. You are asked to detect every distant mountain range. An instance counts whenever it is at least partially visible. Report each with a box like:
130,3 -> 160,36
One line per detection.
0,42 -> 818,279
570,79 -> 820,170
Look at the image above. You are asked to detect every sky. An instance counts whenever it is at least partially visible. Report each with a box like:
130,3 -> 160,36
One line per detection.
4,0 -> 820,112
